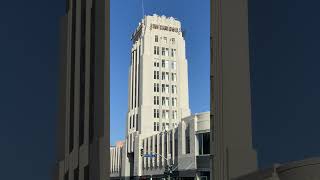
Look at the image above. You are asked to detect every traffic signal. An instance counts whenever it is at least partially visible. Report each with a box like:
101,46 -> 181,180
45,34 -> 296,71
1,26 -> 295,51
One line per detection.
140,148 -> 144,157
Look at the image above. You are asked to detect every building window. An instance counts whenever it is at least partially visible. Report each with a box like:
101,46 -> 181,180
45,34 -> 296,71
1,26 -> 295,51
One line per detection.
165,97 -> 169,106
132,115 -> 135,128
162,84 -> 165,93
172,98 -> 177,106
174,131 -> 178,156
162,110 -> 169,119
159,134 -> 162,155
171,49 -> 176,57
157,122 -> 160,131
154,71 -> 159,79
154,109 -> 159,118
165,48 -> 169,56
171,61 -> 176,70
155,35 -> 158,42
154,122 -> 157,131
162,72 -> 169,81
162,97 -> 169,106
162,60 -> 165,68
162,47 -> 165,56
172,110 -> 177,119
165,72 -> 169,81
164,133 -> 167,158
185,125 -> 190,154
154,83 -> 159,92
154,96 -> 159,105
172,85 -> 177,94
136,114 -> 139,131
129,116 -> 132,129
154,46 -> 160,55
172,73 -> 177,81
163,37 -> 167,43
165,84 -> 170,93
172,38 -> 175,44
169,132 -> 173,155
155,136 -> 158,155
154,61 -> 159,67
198,133 -> 210,155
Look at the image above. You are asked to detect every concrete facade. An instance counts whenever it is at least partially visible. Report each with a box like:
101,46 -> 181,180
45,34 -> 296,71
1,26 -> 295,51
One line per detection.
211,0 -> 257,179
55,0 -> 109,180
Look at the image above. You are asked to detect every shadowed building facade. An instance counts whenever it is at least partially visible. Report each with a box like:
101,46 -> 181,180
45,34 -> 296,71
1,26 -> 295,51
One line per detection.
211,0 -> 257,179
55,0 -> 109,180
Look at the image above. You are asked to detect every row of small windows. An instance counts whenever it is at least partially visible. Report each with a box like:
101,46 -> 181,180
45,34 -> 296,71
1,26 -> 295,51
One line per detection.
153,122 -> 177,131
153,71 -> 177,81
153,96 -> 177,106
153,83 -> 177,94
155,35 -> 175,44
154,46 -> 177,57
153,109 -> 178,119
154,60 -> 177,69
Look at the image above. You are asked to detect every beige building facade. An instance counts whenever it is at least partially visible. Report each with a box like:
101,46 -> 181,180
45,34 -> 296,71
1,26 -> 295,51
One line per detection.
110,14 -> 211,180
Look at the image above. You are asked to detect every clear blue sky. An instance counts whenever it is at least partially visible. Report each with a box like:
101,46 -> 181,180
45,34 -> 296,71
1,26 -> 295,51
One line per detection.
110,0 -> 210,145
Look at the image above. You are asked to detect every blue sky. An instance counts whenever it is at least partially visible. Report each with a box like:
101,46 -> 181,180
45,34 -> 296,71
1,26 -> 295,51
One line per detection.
110,0 -> 210,145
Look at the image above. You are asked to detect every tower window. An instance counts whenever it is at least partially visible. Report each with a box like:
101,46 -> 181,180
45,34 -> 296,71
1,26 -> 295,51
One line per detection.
172,110 -> 177,119
172,98 -> 177,106
155,35 -> 158,42
154,83 -> 159,92
154,96 -> 159,105
165,84 -> 170,93
154,109 -> 159,118
172,85 -> 177,94
172,73 -> 177,81
165,48 -> 169,56
153,71 -> 159,79
163,37 -> 167,43
171,61 -> 176,70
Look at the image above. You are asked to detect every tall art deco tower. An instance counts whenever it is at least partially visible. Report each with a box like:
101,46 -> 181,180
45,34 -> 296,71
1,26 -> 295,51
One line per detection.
122,14 -> 191,176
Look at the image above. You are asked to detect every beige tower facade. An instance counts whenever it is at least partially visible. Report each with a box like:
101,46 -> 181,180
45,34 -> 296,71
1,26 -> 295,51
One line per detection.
126,14 -> 191,151
122,14 -> 191,178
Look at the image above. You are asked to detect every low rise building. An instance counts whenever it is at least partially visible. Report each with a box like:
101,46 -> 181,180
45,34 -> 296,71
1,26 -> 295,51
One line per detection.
110,112 -> 211,180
